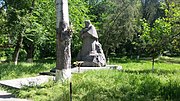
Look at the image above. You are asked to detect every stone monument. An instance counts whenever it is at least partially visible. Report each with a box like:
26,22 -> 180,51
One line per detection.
77,20 -> 106,67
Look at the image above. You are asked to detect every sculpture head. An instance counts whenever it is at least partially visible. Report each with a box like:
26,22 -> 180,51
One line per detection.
85,20 -> 91,28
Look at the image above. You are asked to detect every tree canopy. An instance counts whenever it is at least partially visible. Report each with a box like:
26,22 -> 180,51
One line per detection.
0,0 -> 179,63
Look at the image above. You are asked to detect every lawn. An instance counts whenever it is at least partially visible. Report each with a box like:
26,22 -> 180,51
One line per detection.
0,57 -> 180,101
0,62 -> 55,80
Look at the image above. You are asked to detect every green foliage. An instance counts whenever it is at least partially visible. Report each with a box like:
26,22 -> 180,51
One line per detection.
69,0 -> 90,57
0,11 -> 7,46
140,1 -> 180,58
165,2 -> 180,55
88,0 -> 142,56
140,18 -> 172,56
0,0 -> 91,61
24,0 -> 56,59
141,0 -> 165,24
1,0 -> 180,61
6,0 -> 34,10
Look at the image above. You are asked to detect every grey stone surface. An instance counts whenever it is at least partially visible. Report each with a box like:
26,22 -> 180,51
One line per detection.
71,65 -> 123,73
77,20 -> 106,67
0,91 -> 31,101
0,75 -> 54,89
0,76 -> 53,100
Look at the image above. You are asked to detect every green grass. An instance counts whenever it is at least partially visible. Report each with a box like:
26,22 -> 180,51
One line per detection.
14,70 -> 180,101
0,62 -> 55,80
0,57 -> 180,101
109,56 -> 180,70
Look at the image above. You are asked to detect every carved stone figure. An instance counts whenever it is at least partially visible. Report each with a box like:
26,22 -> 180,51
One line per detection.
77,20 -> 106,67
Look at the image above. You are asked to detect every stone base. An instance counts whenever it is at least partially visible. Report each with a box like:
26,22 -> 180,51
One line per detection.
0,76 -> 54,89
55,69 -> 71,82
48,65 -> 122,74
71,65 -> 123,73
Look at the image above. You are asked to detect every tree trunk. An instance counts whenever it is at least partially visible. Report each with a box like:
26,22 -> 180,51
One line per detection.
24,42 -> 35,63
12,0 -> 35,65
13,33 -> 23,65
152,56 -> 155,72
56,0 -> 72,82
26,44 -> 34,62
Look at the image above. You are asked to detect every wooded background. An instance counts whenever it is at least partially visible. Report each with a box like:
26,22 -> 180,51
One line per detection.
0,0 -> 180,64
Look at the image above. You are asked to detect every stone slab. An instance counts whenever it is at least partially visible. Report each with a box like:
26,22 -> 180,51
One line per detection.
0,75 -> 54,89
0,91 -> 31,101
71,65 -> 123,73
0,65 -> 122,89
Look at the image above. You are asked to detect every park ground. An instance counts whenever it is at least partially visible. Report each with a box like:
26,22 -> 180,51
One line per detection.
0,56 -> 180,101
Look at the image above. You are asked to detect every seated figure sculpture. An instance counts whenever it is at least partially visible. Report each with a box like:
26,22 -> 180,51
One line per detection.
77,20 -> 106,67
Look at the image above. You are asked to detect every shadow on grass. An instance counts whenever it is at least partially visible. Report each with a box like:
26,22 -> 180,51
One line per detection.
0,63 -> 54,80
157,58 -> 180,64
33,58 -> 55,64
122,69 -> 179,75
110,56 -> 180,64
0,94 -> 15,98
109,58 -> 144,63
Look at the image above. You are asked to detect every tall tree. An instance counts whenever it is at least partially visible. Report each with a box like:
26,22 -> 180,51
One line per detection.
140,18 -> 172,71
56,0 -> 72,81
141,0 -> 165,25
3,0 -> 35,64
92,0 -> 141,57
